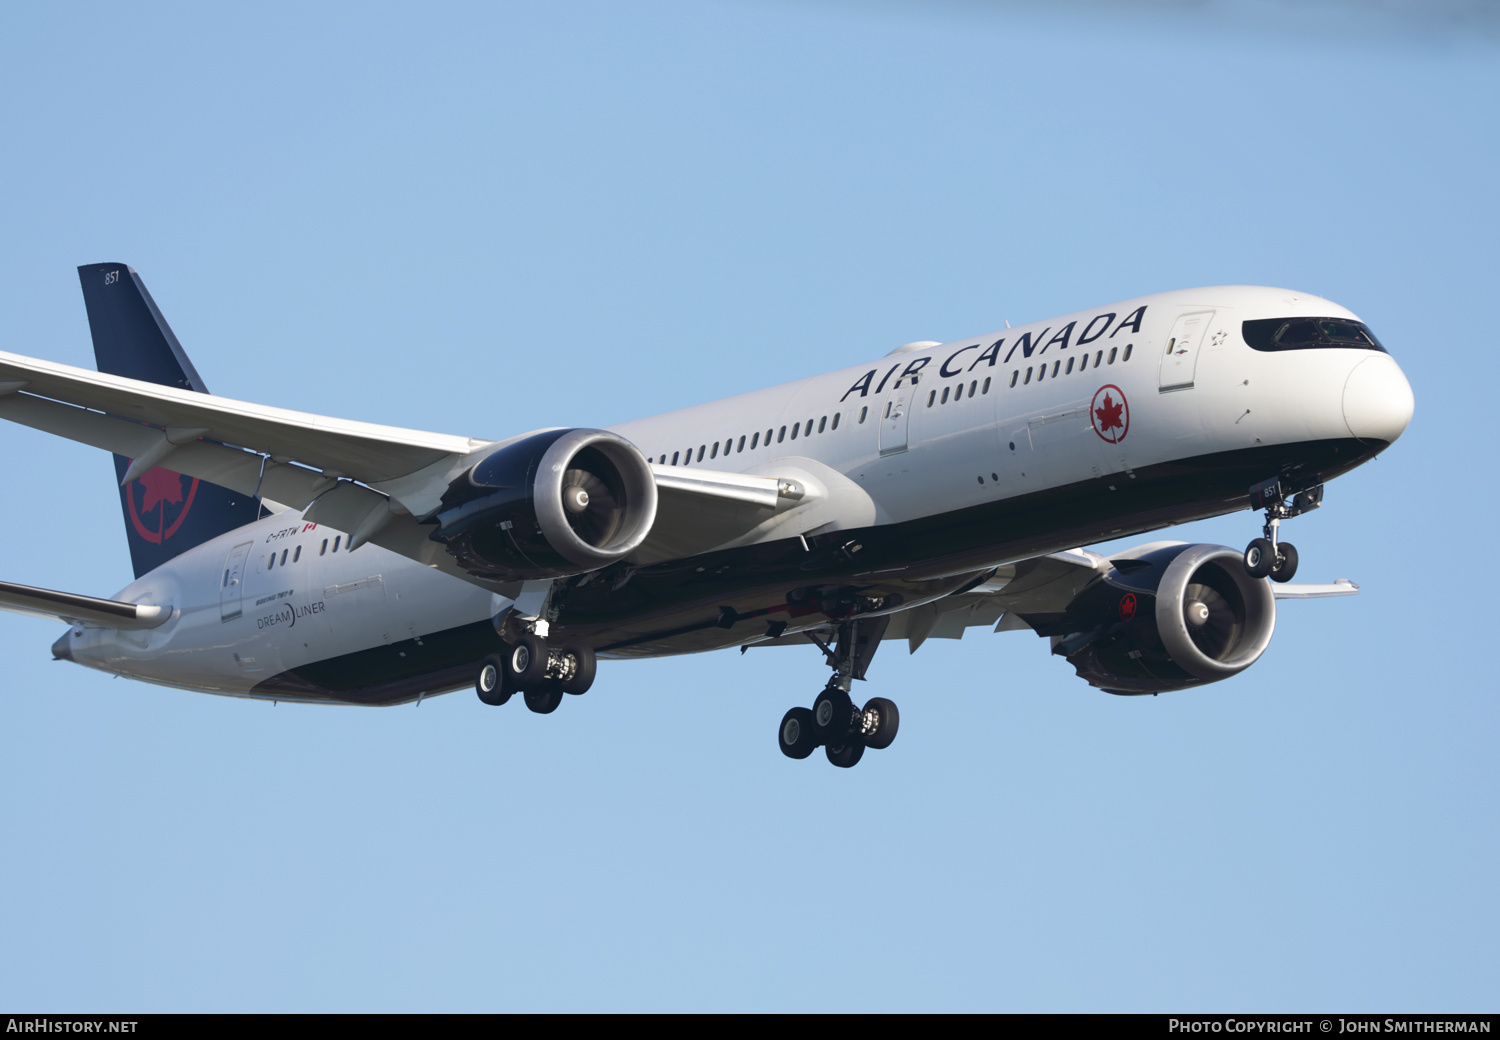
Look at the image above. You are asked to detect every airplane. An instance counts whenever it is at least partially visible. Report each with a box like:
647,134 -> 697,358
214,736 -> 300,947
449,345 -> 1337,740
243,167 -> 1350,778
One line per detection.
0,264 -> 1413,767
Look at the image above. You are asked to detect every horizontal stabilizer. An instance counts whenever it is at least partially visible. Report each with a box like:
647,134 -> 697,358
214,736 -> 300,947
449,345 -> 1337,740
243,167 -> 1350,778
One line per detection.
0,579 -> 171,629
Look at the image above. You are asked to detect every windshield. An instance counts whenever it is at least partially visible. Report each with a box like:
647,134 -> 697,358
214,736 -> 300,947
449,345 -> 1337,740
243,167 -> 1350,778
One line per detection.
1241,317 -> 1386,353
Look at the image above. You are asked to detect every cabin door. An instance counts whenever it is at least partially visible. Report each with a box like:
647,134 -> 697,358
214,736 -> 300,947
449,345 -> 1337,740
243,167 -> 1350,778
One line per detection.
1159,310 -> 1215,392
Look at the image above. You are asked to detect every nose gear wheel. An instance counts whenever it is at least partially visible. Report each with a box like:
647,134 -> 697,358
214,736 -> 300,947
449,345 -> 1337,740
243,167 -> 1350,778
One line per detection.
1243,479 -> 1318,584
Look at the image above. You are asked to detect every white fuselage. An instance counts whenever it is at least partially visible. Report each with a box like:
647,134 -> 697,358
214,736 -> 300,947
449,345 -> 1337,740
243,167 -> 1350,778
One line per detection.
62,286 -> 1413,702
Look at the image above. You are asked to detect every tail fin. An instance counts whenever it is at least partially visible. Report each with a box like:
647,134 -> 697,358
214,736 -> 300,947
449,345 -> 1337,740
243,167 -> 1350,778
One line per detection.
77,263 -> 262,578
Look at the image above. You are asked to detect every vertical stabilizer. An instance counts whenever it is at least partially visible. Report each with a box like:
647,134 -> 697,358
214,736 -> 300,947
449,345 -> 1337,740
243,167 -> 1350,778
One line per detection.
77,263 -> 261,578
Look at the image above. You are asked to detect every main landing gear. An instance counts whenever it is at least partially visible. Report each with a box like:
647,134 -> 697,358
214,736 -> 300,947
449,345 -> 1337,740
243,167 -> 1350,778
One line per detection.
777,617 -> 899,768
474,632 -> 597,713
1243,477 -> 1324,583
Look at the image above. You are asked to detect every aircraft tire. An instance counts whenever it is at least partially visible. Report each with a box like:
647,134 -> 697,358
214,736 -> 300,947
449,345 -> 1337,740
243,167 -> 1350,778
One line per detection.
861,697 -> 900,750
1244,538 -> 1274,579
524,683 -> 564,714
475,655 -> 513,706
811,687 -> 855,744
1270,541 -> 1299,583
507,633 -> 549,686
825,741 -> 865,769
559,645 -> 597,695
778,707 -> 818,759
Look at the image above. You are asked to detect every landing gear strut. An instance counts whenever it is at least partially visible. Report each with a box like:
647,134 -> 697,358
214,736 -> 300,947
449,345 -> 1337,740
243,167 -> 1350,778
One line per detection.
1244,478 -> 1322,583
775,617 -> 899,768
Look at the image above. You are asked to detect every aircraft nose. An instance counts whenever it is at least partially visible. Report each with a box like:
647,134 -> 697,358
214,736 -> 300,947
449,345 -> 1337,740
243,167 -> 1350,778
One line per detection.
1343,354 -> 1414,447
51,630 -> 74,661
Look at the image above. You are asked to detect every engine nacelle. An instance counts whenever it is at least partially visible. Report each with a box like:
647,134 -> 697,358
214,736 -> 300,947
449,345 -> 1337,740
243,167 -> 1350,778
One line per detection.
427,428 -> 658,581
1028,543 -> 1277,695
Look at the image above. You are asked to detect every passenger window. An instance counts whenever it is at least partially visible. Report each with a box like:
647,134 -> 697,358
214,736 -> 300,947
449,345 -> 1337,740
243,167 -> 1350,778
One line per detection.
859,407 -> 867,424
672,451 -> 680,465
818,416 -> 826,433
268,553 -> 275,569
1066,357 -> 1075,374
791,423 -> 799,440
280,549 -> 288,566
1024,367 -> 1033,385
778,426 -> 786,443
333,536 -> 341,552
738,435 -> 746,452
1009,371 -> 1018,387
941,386 -> 950,404
806,417 -> 813,434
1108,347 -> 1117,364
832,413 -> 840,430
1094,350 -> 1103,367
765,429 -> 773,444
927,390 -> 936,407
293,545 -> 302,563
969,380 -> 977,397
697,445 -> 705,462
1123,343 -> 1133,361
320,539 -> 328,555
1080,353 -> 1089,371
710,442 -> 719,459
1052,360 -> 1060,377
982,377 -> 991,394
1037,364 -> 1045,382
750,434 -> 758,450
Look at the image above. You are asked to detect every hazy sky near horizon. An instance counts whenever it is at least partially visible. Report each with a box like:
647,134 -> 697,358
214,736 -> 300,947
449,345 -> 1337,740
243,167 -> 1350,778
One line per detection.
0,1 -> 1495,1011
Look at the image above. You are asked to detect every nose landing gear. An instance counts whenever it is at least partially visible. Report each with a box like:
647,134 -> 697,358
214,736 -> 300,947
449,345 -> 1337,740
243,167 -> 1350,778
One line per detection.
1243,478 -> 1322,583
775,617 -> 899,768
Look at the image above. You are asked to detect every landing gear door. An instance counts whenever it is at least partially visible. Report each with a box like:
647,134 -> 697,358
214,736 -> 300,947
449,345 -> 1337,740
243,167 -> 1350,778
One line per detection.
879,384 -> 912,456
1159,310 -> 1215,392
220,540 -> 253,622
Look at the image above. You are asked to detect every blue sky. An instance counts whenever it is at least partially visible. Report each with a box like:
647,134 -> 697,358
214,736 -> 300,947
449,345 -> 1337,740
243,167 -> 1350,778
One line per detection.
0,1 -> 1495,1011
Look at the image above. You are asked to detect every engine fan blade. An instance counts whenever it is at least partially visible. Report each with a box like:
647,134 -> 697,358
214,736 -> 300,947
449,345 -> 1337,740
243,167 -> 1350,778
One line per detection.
1183,582 -> 1242,660
562,465 -> 623,547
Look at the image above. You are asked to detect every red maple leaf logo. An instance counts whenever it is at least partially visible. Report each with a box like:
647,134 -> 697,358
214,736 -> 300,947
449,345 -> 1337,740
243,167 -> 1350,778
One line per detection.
137,467 -> 185,515
1095,393 -> 1124,433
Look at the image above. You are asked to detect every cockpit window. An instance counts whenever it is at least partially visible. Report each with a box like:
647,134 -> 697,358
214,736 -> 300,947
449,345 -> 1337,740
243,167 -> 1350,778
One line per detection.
1242,317 -> 1386,353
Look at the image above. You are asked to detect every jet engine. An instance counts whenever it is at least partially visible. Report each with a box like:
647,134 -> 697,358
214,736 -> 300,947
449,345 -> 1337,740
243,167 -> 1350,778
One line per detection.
427,429 -> 658,581
1024,544 -> 1277,695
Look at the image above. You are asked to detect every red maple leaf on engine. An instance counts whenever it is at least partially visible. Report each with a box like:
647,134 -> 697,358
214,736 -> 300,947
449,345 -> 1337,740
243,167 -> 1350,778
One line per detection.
137,467 -> 185,515
1095,393 -> 1124,433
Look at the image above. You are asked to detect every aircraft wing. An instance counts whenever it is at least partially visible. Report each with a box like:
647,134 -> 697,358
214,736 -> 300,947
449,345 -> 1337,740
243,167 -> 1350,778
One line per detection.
0,350 -> 823,588
0,578 -> 170,630
0,348 -> 487,510
886,551 -> 1359,651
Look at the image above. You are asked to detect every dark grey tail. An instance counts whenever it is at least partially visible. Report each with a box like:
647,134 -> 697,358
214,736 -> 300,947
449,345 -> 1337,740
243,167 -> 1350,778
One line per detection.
77,263 -> 262,579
